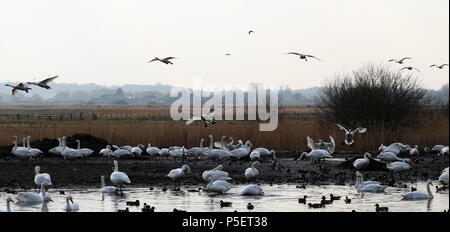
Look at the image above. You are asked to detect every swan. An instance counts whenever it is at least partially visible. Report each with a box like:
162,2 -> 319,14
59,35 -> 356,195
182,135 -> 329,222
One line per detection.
355,172 -> 385,193
16,183 -> 49,204
34,166 -> 52,186
131,145 -> 145,157
158,148 -> 170,159
48,138 -> 64,156
376,152 -> 403,162
388,57 -> 412,64
204,178 -> 232,194
353,153 -> 371,170
204,135 -> 232,164
100,175 -> 118,194
297,150 -> 332,163
202,165 -> 231,182
230,142 -> 252,160
146,143 -> 161,157
440,146 -> 449,156
245,161 -> 260,180
439,168 -> 448,185
402,180 -> 434,200
110,160 -> 131,193
410,145 -> 420,156
186,139 -> 205,158
254,147 -> 277,160
214,136 -> 231,151
100,145 -> 114,157
63,196 -> 79,212
167,165 -> 191,187
239,184 -> 264,196
169,146 -> 186,160
250,150 -> 261,161
386,161 -> 411,173
307,136 -> 335,154
336,124 -> 367,146
113,148 -> 133,158
75,140 -> 94,157
0,198 -> 14,212
26,75 -> 58,89
25,136 -> 43,157
11,136 -> 36,160
60,137 -> 84,159
5,82 -> 31,96
286,52 -> 322,61
185,110 -> 216,127
431,145 -> 446,154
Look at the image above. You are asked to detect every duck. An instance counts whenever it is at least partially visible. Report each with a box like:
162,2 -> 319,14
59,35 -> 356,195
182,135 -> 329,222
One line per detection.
375,204 -> 389,212
297,150 -> 332,164
402,180 -> 434,200
247,203 -> 254,210
321,196 -> 333,205
239,185 -> 264,196
308,203 -> 324,208
141,203 -> 155,212
345,196 -> 351,204
0,198 -> 14,212
220,201 -> 232,208
353,153 -> 371,170
202,165 -> 231,182
245,161 -> 260,180
100,145 -> 114,158
336,124 -> 367,146
329,194 -> 341,201
63,196 -> 79,212
298,195 -> 307,204
110,160 -> 131,193
167,165 -> 191,188
100,175 -> 118,194
34,166 -> 52,186
126,200 -> 140,206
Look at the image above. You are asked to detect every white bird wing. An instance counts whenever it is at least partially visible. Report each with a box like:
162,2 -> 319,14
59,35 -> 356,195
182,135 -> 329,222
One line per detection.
352,127 -> 367,135
306,137 -> 317,150
306,55 -> 322,61
336,124 -> 349,133
185,116 -> 202,125
286,52 -> 301,56
400,57 -> 412,62
203,111 -> 216,120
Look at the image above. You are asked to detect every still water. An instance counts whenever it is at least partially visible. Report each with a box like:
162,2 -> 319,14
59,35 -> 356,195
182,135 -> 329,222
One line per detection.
1,181 -> 448,212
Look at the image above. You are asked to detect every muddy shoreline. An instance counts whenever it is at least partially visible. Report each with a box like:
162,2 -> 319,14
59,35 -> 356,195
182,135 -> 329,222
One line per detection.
0,152 -> 447,191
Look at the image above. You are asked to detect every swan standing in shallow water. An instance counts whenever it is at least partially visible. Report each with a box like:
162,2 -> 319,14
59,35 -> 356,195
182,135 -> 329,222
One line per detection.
100,176 -> 118,194
355,171 -> 386,193
34,166 -> 52,186
0,198 -> 14,212
353,153 -> 371,170
402,180 -> 434,200
245,161 -> 260,180
336,124 -> 367,146
16,183 -> 49,205
297,150 -> 332,164
202,165 -> 231,182
204,176 -> 232,194
63,196 -> 79,212
110,160 -> 131,193
239,184 -> 264,196
167,165 -> 191,188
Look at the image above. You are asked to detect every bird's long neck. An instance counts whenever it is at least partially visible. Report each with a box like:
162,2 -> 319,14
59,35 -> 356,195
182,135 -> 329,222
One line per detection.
40,184 -> 46,198
114,162 -> 119,172
200,139 -> 204,149
5,84 -> 14,88
6,200 -> 11,212
101,177 -> 105,188
58,138 -> 61,146
209,136 -> 214,149
27,137 -> 31,148
23,138 -> 26,147
77,141 -> 80,150
41,200 -> 48,212
426,182 -> 434,198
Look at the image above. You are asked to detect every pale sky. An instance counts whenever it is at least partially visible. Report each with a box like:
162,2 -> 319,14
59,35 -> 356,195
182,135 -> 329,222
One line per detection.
0,0 -> 448,90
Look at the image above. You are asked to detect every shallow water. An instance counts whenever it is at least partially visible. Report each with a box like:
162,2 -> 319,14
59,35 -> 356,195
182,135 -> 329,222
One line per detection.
1,181 -> 448,212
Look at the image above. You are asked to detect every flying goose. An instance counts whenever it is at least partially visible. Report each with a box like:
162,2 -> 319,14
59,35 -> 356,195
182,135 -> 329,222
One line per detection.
388,57 -> 412,64
400,67 -> 421,72
430,64 -> 448,69
148,57 -> 177,65
336,124 -> 367,146
27,75 -> 58,89
5,83 -> 31,96
286,52 -> 322,61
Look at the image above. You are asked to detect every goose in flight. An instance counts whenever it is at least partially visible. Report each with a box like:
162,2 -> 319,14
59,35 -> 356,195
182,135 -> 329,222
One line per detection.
27,75 -> 58,89
5,83 -> 31,96
286,52 -> 322,61
388,57 -> 412,64
400,67 -> 421,72
430,64 -> 449,69
186,110 -> 217,127
336,124 -> 367,146
148,57 -> 177,65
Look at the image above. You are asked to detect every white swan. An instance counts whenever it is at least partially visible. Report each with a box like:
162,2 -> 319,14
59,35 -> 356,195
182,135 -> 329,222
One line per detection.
254,147 -> 277,160
63,196 -> 79,212
230,142 -> 252,160
100,175 -> 118,194
169,146 -> 186,159
298,150 -> 332,163
186,139 -> 205,158
439,168 -> 448,185
410,145 -> 420,156
432,145 -> 446,153
110,160 -> 131,192
353,153 -> 371,170
16,183 -> 49,204
205,180 -> 232,194
336,124 -> 367,146
167,165 -> 191,187
307,136 -> 335,154
113,148 -> 133,158
100,145 -> 114,157
11,136 -> 36,160
440,146 -> 449,156
386,161 -> 411,173
376,152 -> 403,162
402,180 -> 434,200
239,184 -> 264,196
202,165 -> 231,182
131,145 -> 145,157
0,198 -> 14,212
355,171 -> 386,193
48,138 -> 64,156
75,140 -> 94,157
250,150 -> 261,161
34,166 -> 52,186
146,143 -> 161,157
158,148 -> 170,159
60,137 -> 84,159
245,161 -> 260,180
26,136 -> 43,156
204,135 -> 232,163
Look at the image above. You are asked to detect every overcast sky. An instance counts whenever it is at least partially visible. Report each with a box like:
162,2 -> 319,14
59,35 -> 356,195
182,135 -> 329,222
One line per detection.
0,0 -> 448,90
